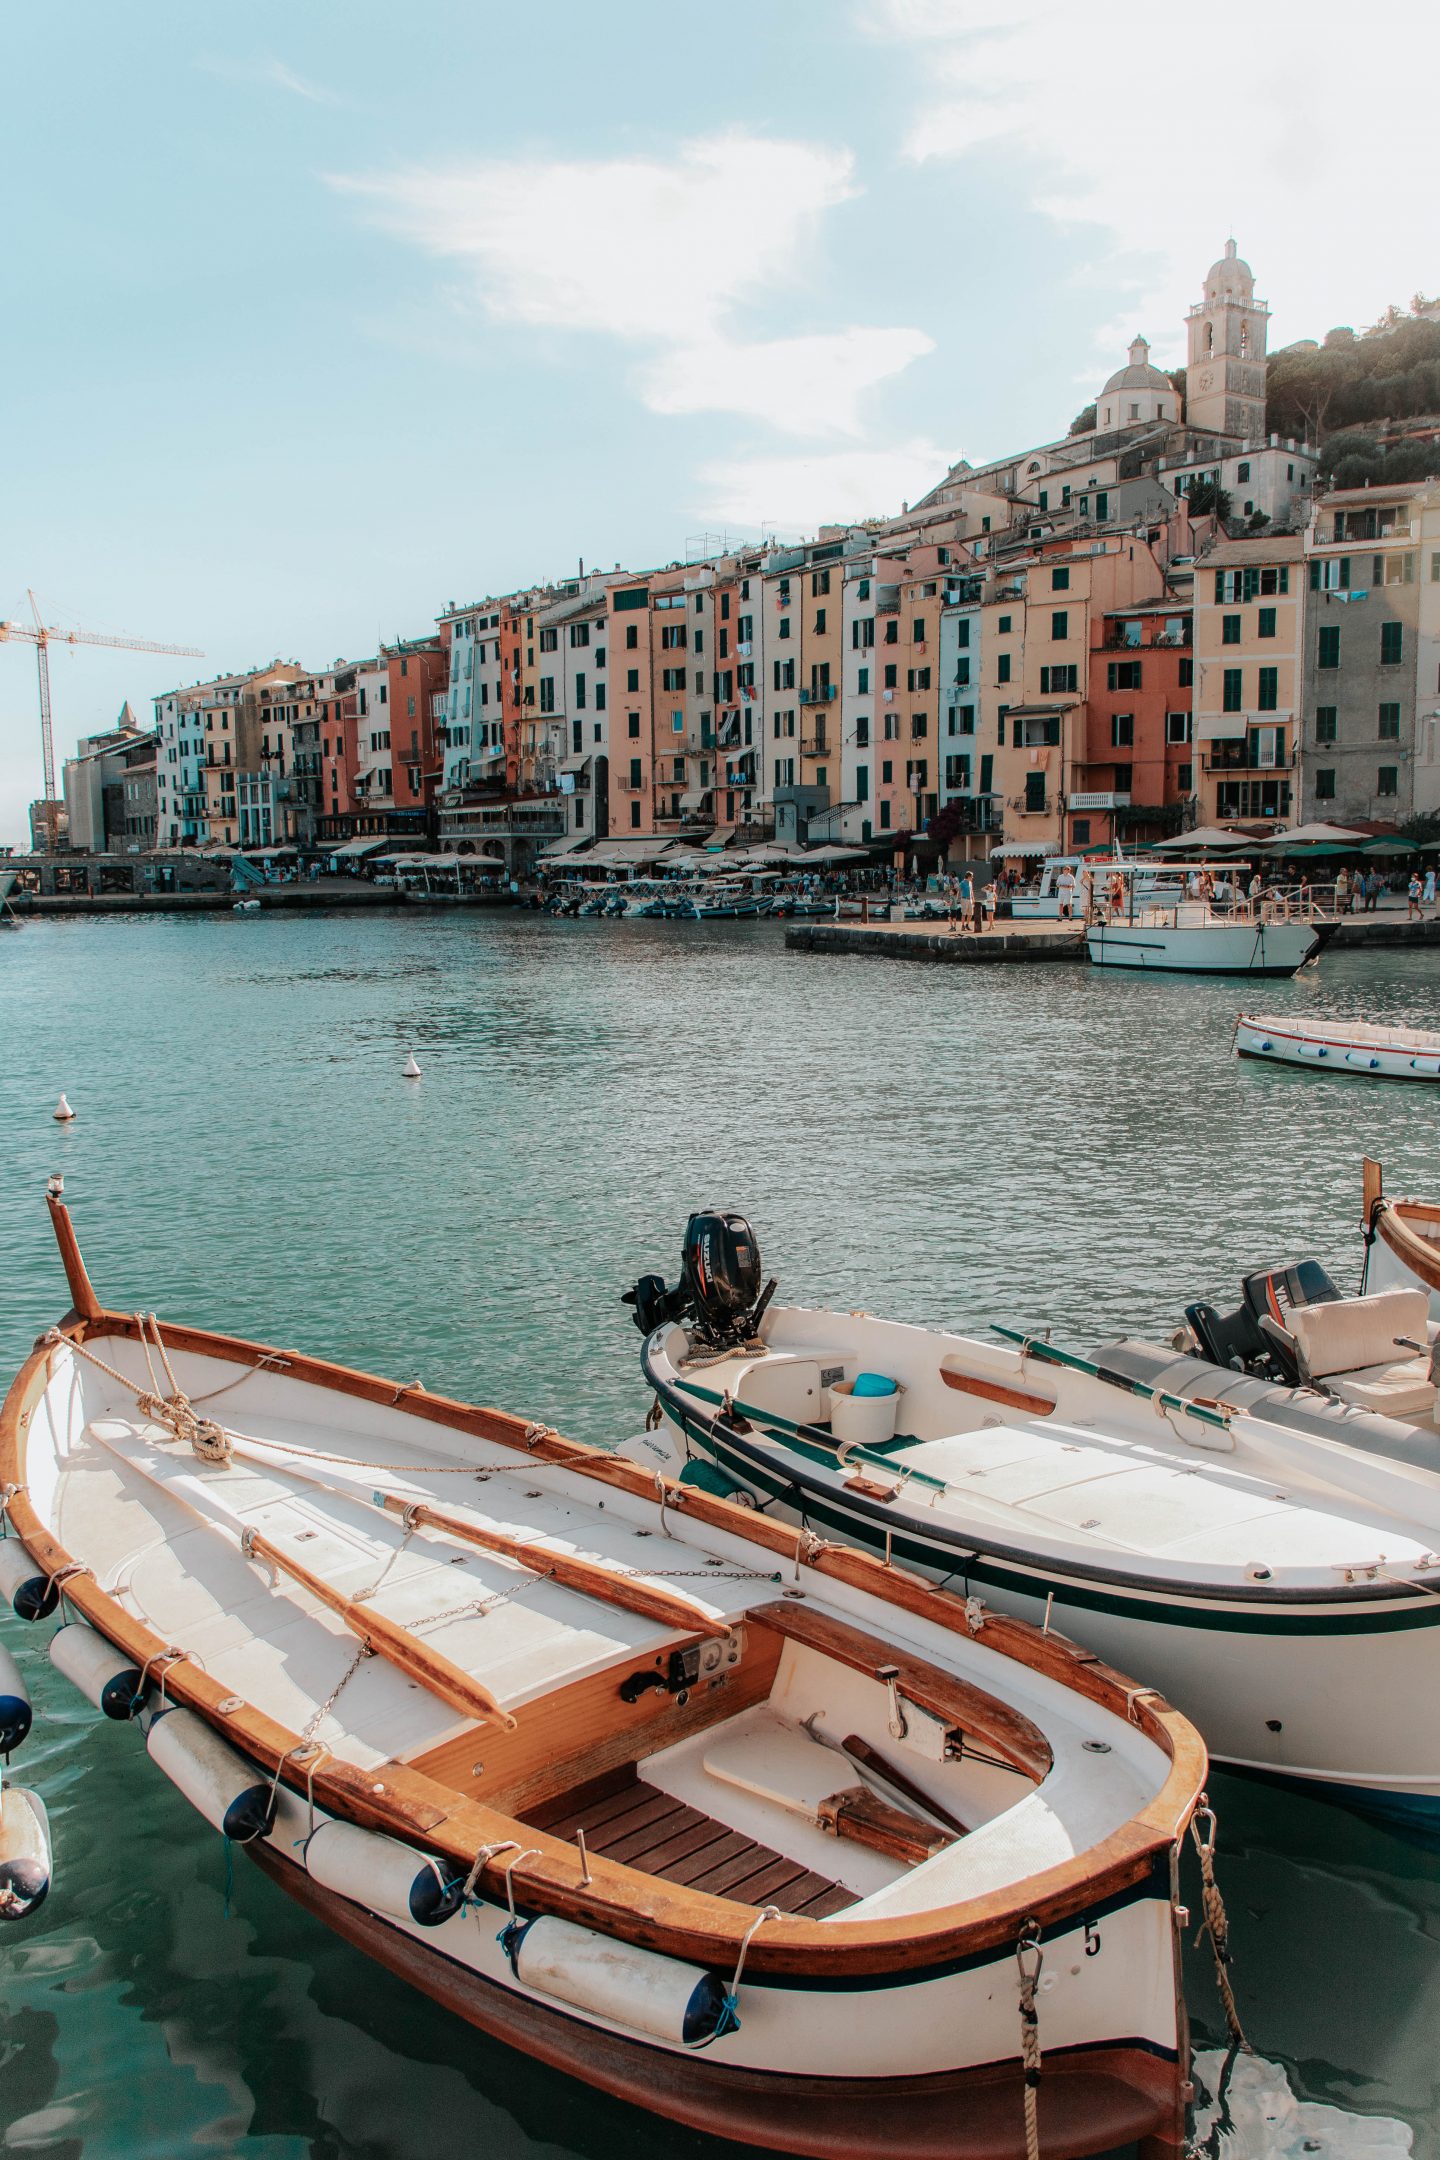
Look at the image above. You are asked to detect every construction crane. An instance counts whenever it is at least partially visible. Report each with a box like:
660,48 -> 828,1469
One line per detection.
0,589 -> 204,850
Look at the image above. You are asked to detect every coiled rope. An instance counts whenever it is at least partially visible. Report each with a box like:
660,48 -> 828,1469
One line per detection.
49,1321 -> 232,1466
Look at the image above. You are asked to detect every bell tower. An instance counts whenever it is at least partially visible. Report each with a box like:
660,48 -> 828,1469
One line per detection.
1186,240 -> 1269,442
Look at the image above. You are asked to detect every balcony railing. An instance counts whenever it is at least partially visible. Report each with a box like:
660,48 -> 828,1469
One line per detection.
798,685 -> 836,704
1008,794 -> 1051,815
799,736 -> 828,757
1201,751 -> 1296,774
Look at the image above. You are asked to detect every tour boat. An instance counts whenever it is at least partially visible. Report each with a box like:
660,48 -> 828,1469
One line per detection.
1087,904 -> 1329,977
0,1191 -> 1210,2160
1236,1013 -> 1440,1081
626,1213 -> 1440,1831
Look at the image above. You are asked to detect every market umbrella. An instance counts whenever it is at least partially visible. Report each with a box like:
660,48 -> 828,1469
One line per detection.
1145,827 -> 1252,852
1360,835 -> 1418,854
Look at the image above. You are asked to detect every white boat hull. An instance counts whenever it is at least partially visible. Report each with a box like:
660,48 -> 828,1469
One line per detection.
1238,1016 -> 1440,1081
1088,915 -> 1321,977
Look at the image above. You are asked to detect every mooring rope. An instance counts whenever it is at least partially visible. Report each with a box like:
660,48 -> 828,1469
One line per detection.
1190,1798 -> 1248,2050
49,1325 -> 232,1466
1015,1919 -> 1044,2160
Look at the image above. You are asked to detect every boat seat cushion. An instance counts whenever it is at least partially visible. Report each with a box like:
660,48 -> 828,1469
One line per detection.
1324,1357 -> 1436,1420
1285,1289 -> 1430,1383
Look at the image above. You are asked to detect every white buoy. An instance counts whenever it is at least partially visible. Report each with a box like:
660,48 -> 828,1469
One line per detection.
402,1053 -> 422,1079
53,1095 -> 75,1123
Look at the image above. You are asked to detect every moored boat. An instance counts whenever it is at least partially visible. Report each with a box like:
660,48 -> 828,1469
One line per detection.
1363,1158 -> 1440,1317
0,1190 -> 1211,2160
1237,1014 -> 1440,1079
1088,904 -> 1328,977
626,1212 -> 1440,1830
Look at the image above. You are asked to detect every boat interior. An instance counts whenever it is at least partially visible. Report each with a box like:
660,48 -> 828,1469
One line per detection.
657,1302 -> 1440,1585
21,1328 -> 1171,1925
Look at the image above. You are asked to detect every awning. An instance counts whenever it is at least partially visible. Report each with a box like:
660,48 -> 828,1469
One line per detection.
330,836 -> 391,860
678,789 -> 713,811
559,754 -> 592,776
990,840 -> 1057,857
1194,712 -> 1247,742
539,836 -> 591,860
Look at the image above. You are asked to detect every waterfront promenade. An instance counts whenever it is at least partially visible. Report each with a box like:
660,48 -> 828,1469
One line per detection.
787,906 -> 1440,964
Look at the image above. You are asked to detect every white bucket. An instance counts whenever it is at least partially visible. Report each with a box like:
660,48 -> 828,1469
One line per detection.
511,1914 -> 729,2045
829,1380 -> 899,1449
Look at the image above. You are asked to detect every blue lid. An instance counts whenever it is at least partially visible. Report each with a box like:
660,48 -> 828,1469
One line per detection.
852,1372 -> 898,1398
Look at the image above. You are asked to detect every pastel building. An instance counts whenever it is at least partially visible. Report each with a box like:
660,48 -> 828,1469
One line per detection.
1191,533 -> 1305,829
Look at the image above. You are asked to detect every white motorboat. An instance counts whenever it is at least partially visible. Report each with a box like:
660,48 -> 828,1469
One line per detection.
1011,857 -> 1190,921
0,1190 -> 1211,2160
1237,1013 -> 1440,1080
1088,903 -> 1328,977
625,1213 -> 1440,1832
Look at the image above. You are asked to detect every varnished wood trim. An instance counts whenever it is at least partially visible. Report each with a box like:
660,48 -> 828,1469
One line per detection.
1376,1200 -> 1440,1293
939,1363 -> 1056,1417
374,1491 -> 717,1637
45,1195 -> 101,1322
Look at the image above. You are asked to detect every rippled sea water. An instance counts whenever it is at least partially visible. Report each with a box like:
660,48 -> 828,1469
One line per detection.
3,911 -> 1439,2160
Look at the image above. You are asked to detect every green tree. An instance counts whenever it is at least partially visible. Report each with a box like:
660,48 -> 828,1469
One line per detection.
1185,478 -> 1232,520
1069,403 -> 1097,436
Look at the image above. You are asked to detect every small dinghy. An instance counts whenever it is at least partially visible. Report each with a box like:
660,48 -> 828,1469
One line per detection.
627,1214 -> 1440,1833
1237,1014 -> 1440,1080
0,1192 -> 1211,2160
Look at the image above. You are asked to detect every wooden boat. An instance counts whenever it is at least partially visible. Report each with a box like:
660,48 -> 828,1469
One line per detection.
627,1213 -> 1440,1832
1363,1158 -> 1440,1318
1237,1014 -> 1440,1079
0,1192 -> 1210,2160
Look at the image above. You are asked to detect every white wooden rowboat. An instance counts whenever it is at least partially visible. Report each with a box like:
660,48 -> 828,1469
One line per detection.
1237,1014 -> 1440,1080
0,1192 -> 1212,2160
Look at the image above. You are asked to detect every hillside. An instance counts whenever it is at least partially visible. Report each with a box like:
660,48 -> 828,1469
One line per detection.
1266,303 -> 1440,485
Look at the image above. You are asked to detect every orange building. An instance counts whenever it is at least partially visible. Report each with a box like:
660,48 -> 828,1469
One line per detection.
385,637 -> 448,813
1071,603 -> 1195,849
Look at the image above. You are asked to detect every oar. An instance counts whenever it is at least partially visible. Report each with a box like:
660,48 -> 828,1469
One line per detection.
83,1419 -> 517,1731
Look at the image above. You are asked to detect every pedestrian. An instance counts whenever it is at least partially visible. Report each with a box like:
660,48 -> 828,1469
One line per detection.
1368,869 -> 1381,912
1335,867 -> 1350,914
1425,865 -> 1437,913
1056,864 -> 1076,920
1247,870 -> 1262,916
958,868 -> 974,931
1408,871 -> 1423,920
981,879 -> 998,931
1106,870 -> 1125,922
1078,865 -> 1095,924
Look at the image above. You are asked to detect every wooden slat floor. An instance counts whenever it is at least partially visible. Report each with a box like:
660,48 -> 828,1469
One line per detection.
526,1774 -> 857,1919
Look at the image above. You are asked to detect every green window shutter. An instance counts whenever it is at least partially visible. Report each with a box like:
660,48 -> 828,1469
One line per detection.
1309,562 -> 1321,591
1223,669 -> 1243,712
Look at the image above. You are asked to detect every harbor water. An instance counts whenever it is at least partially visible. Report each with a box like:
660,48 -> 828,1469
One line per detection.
2,911 -> 1439,2160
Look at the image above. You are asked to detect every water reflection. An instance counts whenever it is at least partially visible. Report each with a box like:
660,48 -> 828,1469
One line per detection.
3,915 -> 1439,2158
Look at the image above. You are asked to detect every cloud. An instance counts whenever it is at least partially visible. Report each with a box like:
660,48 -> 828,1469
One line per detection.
197,55 -> 341,105
694,439 -> 953,529
867,0 -> 1440,358
330,132 -> 932,436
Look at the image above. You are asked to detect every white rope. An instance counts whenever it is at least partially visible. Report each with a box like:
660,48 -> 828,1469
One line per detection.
1015,1920 -> 1044,2160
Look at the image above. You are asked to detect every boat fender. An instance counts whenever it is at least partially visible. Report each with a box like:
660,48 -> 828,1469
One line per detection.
146,1707 -> 277,1844
0,1644 -> 33,1754
49,1622 -> 145,1721
0,1786 -> 52,1919
303,1818 -> 465,1928
507,1914 -> 732,2046
0,1543 -> 59,1623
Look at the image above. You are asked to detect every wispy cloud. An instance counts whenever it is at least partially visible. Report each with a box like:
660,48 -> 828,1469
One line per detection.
197,55 -> 341,107
694,439 -> 952,529
328,132 -> 933,438
865,0 -> 1440,358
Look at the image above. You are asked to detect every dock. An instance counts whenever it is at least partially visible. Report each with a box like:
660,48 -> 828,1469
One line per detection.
786,910 -> 1440,964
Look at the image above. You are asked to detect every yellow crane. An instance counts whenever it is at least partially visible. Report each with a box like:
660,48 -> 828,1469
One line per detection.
0,589 -> 204,850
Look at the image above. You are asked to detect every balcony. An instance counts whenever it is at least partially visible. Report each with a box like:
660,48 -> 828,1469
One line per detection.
799,736 -> 829,757
430,693 -> 450,720
798,685 -> 837,704
1201,750 -> 1296,774
1008,794 -> 1051,816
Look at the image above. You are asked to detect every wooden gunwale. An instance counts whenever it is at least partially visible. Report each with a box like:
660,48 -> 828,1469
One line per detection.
938,1365 -> 1056,1418
0,1270 -> 1205,1980
1374,1198 -> 1440,1295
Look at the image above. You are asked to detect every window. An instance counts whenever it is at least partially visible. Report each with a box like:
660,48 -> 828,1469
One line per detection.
1318,626 -> 1340,670
1051,611 -> 1068,641
998,615 -> 1012,634
858,666 -> 869,694
1179,657 -> 1194,687
1257,608 -> 1276,639
1222,669 -> 1243,713
1314,706 -> 1337,743
661,668 -> 686,691
814,609 -> 827,633
1166,711 -> 1190,744
672,711 -> 684,734
1112,763 -> 1132,791
539,627 -> 558,652
856,765 -> 869,802
1378,766 -> 1398,797
1040,665 -> 1078,693
1257,667 -> 1278,712
1106,660 -> 1142,690
1237,462 -> 1250,482
625,625 -> 639,649
912,617 -> 926,643
811,568 -> 830,596
851,618 -> 875,649
1024,771 -> 1046,811
945,754 -> 971,790
855,717 -> 869,747
997,653 -> 1012,684
1051,567 -> 1070,591
1380,621 -> 1403,666
1178,763 -> 1192,791
884,619 -> 898,643
1071,818 -> 1090,844
911,714 -> 928,739
881,759 -> 893,784
628,758 -> 642,789
627,712 -> 640,739
778,616 -> 791,640
626,668 -> 640,692
539,677 -> 555,714
1373,553 -> 1416,587
1315,768 -> 1336,800
1379,702 -> 1401,740
1095,491 -> 1109,520
1251,725 -> 1285,768
1222,615 -> 1242,645
879,799 -> 892,829
660,625 -> 686,649
1111,713 -> 1134,747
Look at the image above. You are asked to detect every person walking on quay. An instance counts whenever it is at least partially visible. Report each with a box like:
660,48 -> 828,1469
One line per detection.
946,874 -> 958,932
1078,864 -> 1095,923
1335,866 -> 1350,915
958,868 -> 975,931
981,878 -> 998,932
1056,864 -> 1076,920
1425,864 -> 1438,914
1408,871 -> 1423,921
1106,869 -> 1125,923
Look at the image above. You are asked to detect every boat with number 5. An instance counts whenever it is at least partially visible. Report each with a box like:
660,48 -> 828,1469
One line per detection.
0,1187 -> 1211,2160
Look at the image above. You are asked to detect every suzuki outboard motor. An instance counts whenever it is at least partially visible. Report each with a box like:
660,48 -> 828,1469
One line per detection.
624,1211 -> 776,1349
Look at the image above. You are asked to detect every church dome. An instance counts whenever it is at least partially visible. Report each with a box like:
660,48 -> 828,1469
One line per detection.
1204,237 -> 1254,301
1102,335 -> 1172,395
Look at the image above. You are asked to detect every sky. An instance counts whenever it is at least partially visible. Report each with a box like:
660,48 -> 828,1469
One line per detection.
3,0 -> 1436,845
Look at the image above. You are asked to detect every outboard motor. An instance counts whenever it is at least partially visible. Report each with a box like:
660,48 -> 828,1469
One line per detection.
624,1211 -> 776,1349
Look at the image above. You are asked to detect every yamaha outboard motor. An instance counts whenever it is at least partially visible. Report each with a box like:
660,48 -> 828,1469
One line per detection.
624,1211 -> 776,1348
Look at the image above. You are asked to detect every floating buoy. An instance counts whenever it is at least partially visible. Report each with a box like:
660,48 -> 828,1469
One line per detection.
0,1785 -> 51,1919
0,1645 -> 33,1754
304,1818 -> 465,1928
146,1706 -> 276,1843
402,1053 -> 422,1079
0,1544 -> 58,1623
53,1095 -> 75,1123
49,1621 -> 143,1721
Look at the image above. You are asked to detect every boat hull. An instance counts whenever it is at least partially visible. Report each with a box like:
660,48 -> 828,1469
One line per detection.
1087,920 -> 1320,976
1237,1017 -> 1440,1081
643,1370 -> 1440,1825
252,1839 -> 1186,2160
